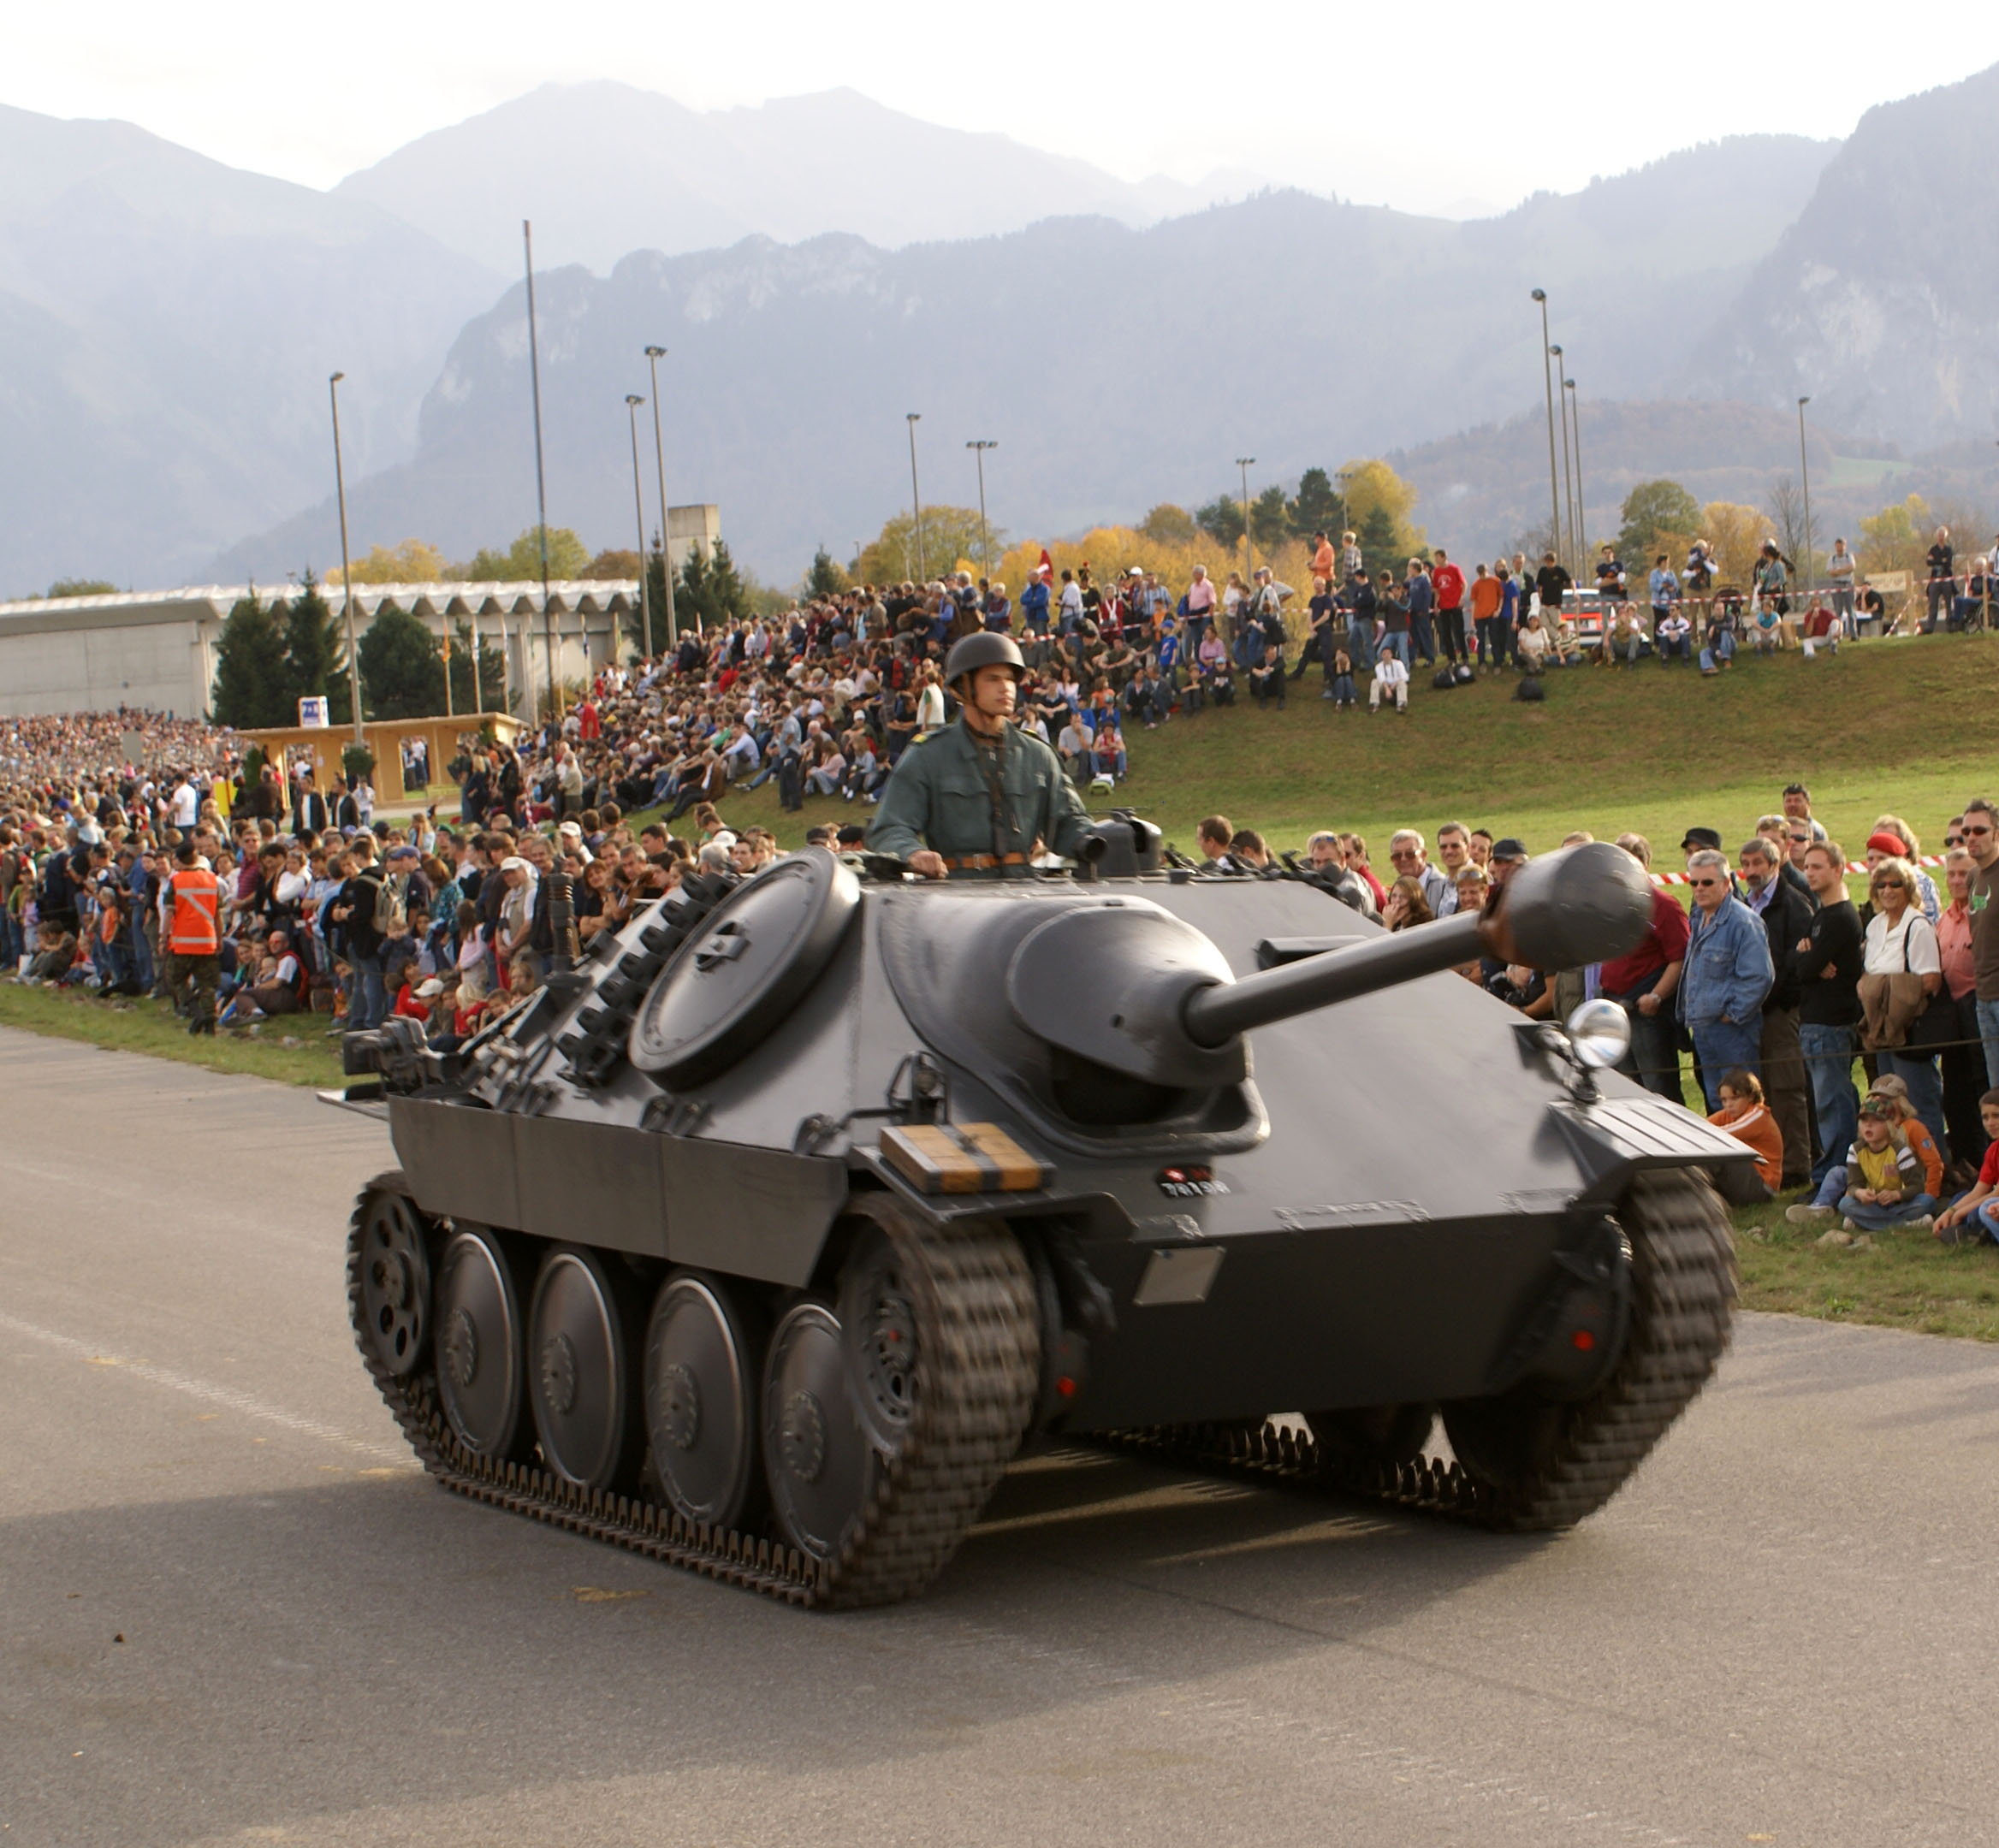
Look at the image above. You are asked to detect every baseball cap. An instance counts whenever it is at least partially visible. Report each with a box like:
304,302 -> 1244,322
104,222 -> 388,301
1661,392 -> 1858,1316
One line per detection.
1681,827 -> 1723,852
1866,1073 -> 1909,1101
386,844 -> 419,862
416,978 -> 445,998
499,855 -> 531,874
1489,838 -> 1528,862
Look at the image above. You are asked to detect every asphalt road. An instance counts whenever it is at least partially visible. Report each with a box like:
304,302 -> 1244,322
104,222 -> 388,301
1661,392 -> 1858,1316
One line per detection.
4,1024 -> 1998,1847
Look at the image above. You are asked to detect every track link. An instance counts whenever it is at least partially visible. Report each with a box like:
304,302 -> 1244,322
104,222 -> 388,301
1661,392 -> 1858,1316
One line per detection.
346,1176 -> 1036,1609
1100,1169 -> 1738,1530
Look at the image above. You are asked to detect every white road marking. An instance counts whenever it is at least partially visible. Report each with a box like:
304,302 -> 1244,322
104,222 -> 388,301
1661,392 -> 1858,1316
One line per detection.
0,1308 -> 412,1464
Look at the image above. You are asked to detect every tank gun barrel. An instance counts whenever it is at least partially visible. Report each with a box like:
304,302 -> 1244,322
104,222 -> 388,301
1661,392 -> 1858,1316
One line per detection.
1182,841 -> 1653,1049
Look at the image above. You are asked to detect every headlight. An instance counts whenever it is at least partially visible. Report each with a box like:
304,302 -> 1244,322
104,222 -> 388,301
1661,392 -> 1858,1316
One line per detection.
1565,998 -> 1632,1070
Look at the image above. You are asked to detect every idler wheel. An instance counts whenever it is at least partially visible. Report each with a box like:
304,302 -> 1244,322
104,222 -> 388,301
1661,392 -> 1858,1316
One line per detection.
435,1227 -> 531,1460
762,1300 -> 879,1565
1305,1404 -> 1435,1468
356,1188 -> 432,1378
644,1272 -> 768,1529
837,1228 -> 921,1453
528,1247 -> 643,1492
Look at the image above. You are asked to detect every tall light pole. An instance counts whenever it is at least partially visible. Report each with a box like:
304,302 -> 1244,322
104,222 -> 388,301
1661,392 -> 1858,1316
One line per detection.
626,394 -> 652,662
906,414 -> 925,582
644,346 -> 679,649
1531,290 -> 1562,570
1551,343 -> 1575,576
1237,455 -> 1256,582
1564,376 -> 1585,564
1797,395 -> 1815,595
966,440 -> 998,578
523,220 -> 559,718
327,371 -> 365,744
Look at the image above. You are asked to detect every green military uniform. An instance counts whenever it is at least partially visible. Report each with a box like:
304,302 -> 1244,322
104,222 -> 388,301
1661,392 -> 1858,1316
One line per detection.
866,715 -> 1094,875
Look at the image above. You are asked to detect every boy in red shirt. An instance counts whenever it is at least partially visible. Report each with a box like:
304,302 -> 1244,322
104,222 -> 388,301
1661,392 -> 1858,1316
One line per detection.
1936,1090 -> 1999,1245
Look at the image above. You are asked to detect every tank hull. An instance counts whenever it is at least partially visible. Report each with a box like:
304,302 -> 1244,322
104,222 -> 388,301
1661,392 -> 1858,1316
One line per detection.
383,873 -> 1743,1433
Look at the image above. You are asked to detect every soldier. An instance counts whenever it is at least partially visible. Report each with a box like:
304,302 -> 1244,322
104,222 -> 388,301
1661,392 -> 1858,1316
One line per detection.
162,838 -> 222,1035
866,631 -> 1094,880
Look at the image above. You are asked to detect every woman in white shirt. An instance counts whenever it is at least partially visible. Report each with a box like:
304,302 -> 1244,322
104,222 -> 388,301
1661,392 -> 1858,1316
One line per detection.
1864,856 -> 1947,1152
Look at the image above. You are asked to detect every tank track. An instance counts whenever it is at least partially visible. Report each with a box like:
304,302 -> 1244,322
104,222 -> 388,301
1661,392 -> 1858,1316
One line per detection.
1097,1169 -> 1738,1530
345,1175 -> 1036,1610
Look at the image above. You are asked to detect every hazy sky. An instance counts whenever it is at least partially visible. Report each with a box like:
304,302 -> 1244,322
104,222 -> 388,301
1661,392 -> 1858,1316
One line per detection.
12,1 -> 1994,216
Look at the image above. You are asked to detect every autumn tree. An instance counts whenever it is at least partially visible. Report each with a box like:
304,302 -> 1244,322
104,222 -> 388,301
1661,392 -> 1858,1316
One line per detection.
333,538 -> 448,585
47,578 -> 118,598
583,548 -> 641,579
855,506 -> 992,586
1699,502 -> 1769,589
1859,494 -> 1932,577
466,526 -> 591,582
1138,503 -> 1197,544
1616,481 -> 1702,566
210,591 -> 292,727
1337,459 -> 1421,544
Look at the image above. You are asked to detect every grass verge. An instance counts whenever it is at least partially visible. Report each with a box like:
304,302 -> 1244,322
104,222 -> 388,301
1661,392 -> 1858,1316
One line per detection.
0,981 -> 343,1088
1732,1196 -> 1999,1342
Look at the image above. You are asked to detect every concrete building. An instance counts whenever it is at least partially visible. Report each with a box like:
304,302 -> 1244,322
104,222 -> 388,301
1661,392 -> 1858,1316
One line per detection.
666,504 -> 721,568
0,580 -> 644,721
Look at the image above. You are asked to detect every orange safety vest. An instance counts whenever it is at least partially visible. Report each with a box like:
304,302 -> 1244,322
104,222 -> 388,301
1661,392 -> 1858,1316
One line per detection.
168,868 -> 221,955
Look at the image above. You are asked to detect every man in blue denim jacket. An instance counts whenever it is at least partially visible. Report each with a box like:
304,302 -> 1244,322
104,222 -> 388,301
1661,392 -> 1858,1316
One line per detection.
1678,848 -> 1775,1108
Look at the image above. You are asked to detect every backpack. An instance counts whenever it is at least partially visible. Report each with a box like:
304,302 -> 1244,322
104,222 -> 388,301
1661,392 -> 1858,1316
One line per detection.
1431,667 -> 1457,691
1515,675 -> 1545,703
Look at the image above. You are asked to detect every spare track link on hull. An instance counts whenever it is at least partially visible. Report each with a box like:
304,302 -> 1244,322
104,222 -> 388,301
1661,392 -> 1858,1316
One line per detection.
1098,1168 -> 1738,1530
345,1173 -> 1037,1610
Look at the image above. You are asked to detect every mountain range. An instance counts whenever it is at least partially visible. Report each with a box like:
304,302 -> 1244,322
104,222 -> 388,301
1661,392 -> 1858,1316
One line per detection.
219,131 -> 1844,585
6,68 -> 1998,601
335,84 -> 1256,276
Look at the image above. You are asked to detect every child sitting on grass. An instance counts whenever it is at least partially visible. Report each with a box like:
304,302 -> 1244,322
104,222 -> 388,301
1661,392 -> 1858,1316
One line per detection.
1934,1090 -> 1999,1247
1836,1096 -> 1935,1233
1788,1072 -> 1944,1224
1708,1067 -> 1782,1202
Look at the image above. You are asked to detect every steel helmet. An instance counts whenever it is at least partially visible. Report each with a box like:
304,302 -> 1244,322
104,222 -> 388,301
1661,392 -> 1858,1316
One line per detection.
943,631 -> 1025,686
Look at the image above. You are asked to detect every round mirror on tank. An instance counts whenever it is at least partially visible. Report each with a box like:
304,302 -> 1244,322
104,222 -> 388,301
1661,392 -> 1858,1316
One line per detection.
1565,998 -> 1633,1071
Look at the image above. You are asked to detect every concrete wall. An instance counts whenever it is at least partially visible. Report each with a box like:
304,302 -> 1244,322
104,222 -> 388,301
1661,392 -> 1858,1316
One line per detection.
0,582 -> 640,720
0,606 -> 217,719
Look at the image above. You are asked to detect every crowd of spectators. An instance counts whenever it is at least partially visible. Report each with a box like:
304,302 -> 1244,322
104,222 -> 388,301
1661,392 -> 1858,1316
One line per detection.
8,685 -> 1999,1251
1183,785 -> 1999,1247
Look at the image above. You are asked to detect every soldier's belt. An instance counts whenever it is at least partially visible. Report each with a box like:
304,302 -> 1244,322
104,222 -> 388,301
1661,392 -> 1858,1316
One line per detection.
939,852 -> 1029,870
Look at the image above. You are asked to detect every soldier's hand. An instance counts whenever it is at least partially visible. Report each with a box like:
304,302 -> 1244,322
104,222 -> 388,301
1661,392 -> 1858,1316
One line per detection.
908,850 -> 947,881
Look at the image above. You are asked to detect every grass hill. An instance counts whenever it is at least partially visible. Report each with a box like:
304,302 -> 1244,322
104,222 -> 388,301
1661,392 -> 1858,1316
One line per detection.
697,633 -> 1998,868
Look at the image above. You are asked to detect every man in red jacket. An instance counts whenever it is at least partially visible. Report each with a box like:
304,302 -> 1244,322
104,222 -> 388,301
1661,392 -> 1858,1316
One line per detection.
1599,832 -> 1690,1100
1431,548 -> 1468,668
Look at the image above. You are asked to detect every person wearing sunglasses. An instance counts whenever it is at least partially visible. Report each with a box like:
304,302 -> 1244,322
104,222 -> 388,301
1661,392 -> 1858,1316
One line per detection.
1965,798 -> 1999,1089
1677,849 -> 1775,1111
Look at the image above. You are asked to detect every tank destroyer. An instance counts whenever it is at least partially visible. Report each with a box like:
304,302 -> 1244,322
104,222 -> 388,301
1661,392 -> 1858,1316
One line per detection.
341,826 -> 1747,1607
